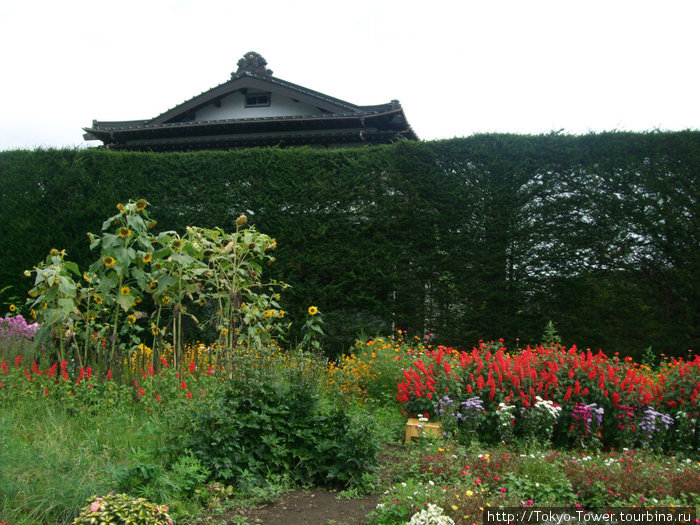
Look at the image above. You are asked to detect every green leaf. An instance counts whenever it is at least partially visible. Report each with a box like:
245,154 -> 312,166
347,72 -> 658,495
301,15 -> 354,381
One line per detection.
116,293 -> 134,312
63,260 -> 81,277
58,297 -> 76,314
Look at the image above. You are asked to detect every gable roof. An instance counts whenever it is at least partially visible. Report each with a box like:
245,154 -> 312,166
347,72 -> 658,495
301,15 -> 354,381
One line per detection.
84,52 -> 417,150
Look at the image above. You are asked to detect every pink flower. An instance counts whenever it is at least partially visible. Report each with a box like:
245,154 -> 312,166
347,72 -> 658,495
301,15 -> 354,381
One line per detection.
500,487 -> 507,492
90,502 -> 100,512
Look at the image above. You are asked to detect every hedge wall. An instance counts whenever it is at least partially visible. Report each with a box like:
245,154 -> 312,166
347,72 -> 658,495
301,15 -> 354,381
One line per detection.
1,132 -> 698,358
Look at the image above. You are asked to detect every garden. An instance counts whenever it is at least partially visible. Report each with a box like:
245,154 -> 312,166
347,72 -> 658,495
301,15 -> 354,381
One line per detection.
1,199 -> 698,525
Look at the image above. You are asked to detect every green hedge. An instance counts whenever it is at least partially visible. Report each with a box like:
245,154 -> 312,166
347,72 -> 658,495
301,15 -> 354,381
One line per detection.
1,132 -> 698,358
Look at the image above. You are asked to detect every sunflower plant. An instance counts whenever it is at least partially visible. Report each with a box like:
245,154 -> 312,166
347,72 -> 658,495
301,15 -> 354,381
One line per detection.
85,199 -> 161,373
300,305 -> 324,353
25,248 -> 80,363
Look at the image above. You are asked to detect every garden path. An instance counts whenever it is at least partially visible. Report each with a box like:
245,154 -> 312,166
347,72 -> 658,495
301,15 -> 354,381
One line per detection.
222,489 -> 379,524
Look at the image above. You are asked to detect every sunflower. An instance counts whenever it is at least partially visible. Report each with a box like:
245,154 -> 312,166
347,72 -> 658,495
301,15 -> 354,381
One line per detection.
9,304 -> 16,313
277,310 -> 285,318
135,199 -> 147,211
220,327 -> 229,336
119,228 -> 132,239
308,306 -> 318,316
93,295 -> 102,304
264,309 -> 274,318
127,314 -> 136,324
30,309 -> 37,319
120,286 -> 130,296
161,295 -> 170,305
102,256 -> 115,268
142,252 -> 152,264
149,280 -> 158,289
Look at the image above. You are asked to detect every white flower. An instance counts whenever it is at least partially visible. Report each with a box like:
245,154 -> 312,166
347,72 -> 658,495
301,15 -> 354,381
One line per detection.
407,504 -> 456,525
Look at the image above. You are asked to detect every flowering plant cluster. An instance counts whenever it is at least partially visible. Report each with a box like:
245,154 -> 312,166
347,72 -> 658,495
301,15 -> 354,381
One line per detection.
72,493 -> 173,525
569,402 -> 605,448
517,396 -> 562,446
0,314 -> 40,356
396,341 -> 695,449
407,503 -> 456,525
435,395 -> 485,443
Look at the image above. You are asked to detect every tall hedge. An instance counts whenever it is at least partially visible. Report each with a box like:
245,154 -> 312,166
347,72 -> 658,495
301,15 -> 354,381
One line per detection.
1,132 -> 697,358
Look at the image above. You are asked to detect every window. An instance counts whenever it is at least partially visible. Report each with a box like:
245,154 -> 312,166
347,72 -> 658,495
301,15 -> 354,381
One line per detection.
245,92 -> 270,107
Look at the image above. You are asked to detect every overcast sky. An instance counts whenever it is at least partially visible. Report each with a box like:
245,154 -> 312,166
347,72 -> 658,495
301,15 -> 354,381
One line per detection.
1,0 -> 698,150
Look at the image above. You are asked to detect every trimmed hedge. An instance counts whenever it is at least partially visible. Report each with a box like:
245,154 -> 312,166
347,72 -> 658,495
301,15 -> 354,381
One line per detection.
1,132 -> 698,357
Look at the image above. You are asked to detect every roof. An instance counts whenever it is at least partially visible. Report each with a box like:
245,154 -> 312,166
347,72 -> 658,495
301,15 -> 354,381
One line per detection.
84,52 -> 417,150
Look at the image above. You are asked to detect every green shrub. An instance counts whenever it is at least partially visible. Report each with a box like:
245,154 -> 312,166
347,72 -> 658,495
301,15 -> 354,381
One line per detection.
72,493 -> 173,525
170,373 -> 379,489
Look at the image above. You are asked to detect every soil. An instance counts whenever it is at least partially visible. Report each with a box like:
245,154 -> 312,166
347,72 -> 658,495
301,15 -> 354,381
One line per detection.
223,489 -> 380,524
215,445 -> 404,524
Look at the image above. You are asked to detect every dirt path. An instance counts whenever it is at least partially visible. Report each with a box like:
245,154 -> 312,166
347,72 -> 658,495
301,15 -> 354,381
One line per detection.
222,489 -> 380,524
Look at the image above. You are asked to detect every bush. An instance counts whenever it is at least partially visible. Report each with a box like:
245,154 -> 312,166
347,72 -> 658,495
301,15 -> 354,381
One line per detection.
170,371 -> 379,489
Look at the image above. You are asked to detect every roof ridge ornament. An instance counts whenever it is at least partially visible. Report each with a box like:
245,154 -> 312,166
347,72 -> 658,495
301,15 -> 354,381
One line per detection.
232,51 -> 273,78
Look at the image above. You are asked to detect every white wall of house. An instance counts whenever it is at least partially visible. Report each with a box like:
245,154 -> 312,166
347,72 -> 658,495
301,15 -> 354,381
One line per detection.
194,91 -> 322,121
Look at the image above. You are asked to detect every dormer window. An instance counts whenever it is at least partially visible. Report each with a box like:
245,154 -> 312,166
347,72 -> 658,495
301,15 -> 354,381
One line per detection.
245,92 -> 270,108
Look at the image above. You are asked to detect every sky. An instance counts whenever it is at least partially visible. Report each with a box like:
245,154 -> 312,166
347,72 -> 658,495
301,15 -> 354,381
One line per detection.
1,0 -> 698,150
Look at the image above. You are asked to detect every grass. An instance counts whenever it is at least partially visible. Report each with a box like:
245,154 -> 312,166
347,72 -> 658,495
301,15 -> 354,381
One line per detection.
0,397 -> 165,524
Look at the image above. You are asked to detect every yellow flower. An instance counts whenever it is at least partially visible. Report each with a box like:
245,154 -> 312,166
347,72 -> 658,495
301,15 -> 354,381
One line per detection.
264,309 -> 274,318
149,280 -> 158,289
120,286 -> 130,296
451,505 -> 458,511
148,221 -> 157,230
151,324 -> 159,335
308,306 -> 318,316
278,310 -> 285,318
30,309 -> 37,319
127,314 -> 136,324
93,295 -> 102,304
198,298 -> 206,306
9,304 -> 16,312
142,252 -> 152,263
116,203 -> 122,211
119,228 -> 131,239
161,295 -> 170,305
103,256 -> 115,268
466,490 -> 474,497
135,199 -> 147,211
221,328 -> 229,336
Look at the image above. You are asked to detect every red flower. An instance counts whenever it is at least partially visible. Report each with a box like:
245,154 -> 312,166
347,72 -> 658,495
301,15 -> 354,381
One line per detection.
107,369 -> 112,380
564,386 -> 572,402
187,391 -> 193,399
189,361 -> 196,374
